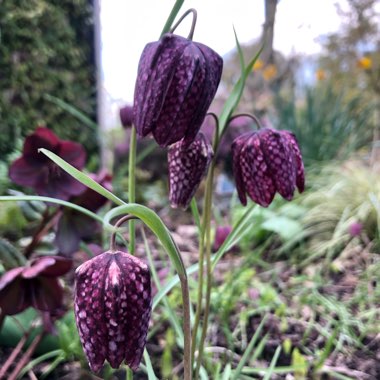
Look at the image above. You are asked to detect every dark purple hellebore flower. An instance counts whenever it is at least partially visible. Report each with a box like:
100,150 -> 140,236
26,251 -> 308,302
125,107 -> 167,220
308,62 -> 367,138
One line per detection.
9,127 -> 86,201
0,256 -> 72,316
119,105 -> 134,128
232,128 -> 305,207
168,133 -> 213,209
74,250 -> 152,372
56,171 -> 113,256
133,33 -> 223,147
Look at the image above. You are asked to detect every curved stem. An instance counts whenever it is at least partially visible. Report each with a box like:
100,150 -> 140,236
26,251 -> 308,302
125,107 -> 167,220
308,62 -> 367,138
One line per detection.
128,126 -> 137,254
110,215 -> 139,252
228,113 -> 263,130
169,8 -> 197,40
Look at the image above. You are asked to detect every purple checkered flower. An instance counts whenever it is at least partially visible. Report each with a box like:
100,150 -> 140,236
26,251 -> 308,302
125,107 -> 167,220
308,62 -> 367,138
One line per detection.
74,250 -> 152,372
133,33 -> 223,147
232,128 -> 305,207
168,133 -> 213,209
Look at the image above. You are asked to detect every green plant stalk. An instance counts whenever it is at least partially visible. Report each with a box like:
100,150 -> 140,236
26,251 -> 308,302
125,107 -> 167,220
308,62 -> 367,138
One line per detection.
194,158 -> 216,379
128,125 -> 137,255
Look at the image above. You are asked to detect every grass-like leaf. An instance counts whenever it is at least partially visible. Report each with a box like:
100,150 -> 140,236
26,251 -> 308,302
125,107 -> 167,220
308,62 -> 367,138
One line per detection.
232,315 -> 268,380
39,148 -> 125,206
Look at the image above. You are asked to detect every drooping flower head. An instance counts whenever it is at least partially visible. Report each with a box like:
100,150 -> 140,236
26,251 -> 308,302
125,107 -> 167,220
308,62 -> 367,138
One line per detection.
0,256 -> 72,316
133,10 -> 223,147
74,250 -> 152,372
232,128 -> 305,207
168,132 -> 213,209
9,127 -> 86,200
119,104 -> 134,128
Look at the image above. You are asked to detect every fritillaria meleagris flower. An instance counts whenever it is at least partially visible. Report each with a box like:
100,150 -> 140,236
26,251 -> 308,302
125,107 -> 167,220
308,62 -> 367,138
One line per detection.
74,250 -> 152,372
213,225 -> 233,252
0,256 -> 72,316
9,127 -> 86,201
119,104 -> 134,128
232,128 -> 305,207
168,132 -> 213,209
133,33 -> 223,147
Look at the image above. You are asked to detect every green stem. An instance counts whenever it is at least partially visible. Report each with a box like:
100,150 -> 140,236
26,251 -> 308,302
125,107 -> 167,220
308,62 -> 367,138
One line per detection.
160,0 -> 185,37
126,367 -> 133,380
194,160 -> 216,379
128,126 -> 137,254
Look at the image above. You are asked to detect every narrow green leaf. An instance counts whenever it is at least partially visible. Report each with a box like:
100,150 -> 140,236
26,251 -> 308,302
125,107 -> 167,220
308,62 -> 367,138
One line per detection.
212,203 -> 258,271
143,349 -> 158,380
232,315 -> 268,380
104,204 -> 186,277
262,346 -> 281,380
44,94 -> 97,130
222,363 -> 232,380
142,228 -> 184,344
218,31 -> 263,136
160,0 -> 185,37
190,197 -> 202,234
39,149 -> 126,206
0,195 -> 106,227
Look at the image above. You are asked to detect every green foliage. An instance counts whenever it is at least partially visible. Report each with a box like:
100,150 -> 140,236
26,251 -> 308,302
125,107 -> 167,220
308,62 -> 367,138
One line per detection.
274,85 -> 373,165
286,161 -> 380,263
0,0 -> 97,157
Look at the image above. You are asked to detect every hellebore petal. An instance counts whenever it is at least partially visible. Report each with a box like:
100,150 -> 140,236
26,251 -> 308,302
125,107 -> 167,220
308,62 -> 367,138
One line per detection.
133,33 -> 223,147
168,133 -> 213,209
232,128 -> 305,207
74,250 -> 152,372
9,127 -> 87,201
0,256 -> 71,316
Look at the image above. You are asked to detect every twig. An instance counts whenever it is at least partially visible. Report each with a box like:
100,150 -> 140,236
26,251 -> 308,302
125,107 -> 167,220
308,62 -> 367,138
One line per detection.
0,332 -> 29,379
8,332 -> 44,380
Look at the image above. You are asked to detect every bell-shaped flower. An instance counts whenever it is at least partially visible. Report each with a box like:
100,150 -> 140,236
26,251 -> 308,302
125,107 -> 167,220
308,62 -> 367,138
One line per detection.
0,256 -> 72,316
119,104 -> 134,128
9,127 -> 86,200
168,133 -> 213,209
74,250 -> 152,372
232,128 -> 305,207
133,33 -> 223,147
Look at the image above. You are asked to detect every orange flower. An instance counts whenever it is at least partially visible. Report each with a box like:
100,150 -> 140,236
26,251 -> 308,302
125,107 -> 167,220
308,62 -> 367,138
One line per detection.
253,59 -> 264,71
262,64 -> 277,81
316,69 -> 326,81
357,56 -> 372,70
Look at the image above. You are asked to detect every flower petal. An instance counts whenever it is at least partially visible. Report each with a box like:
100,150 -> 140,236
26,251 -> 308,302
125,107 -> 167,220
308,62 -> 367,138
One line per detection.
260,129 -> 297,201
168,133 -> 213,209
59,141 -> 86,169
241,132 -> 276,207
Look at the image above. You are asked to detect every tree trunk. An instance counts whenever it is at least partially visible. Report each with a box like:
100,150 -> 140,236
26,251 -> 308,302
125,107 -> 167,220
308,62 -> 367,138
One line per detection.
262,0 -> 278,64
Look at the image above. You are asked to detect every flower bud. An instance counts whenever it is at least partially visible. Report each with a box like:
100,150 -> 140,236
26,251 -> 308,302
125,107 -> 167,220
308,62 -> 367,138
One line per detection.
232,128 -> 305,207
133,33 -> 223,147
74,250 -> 151,372
168,133 -> 213,209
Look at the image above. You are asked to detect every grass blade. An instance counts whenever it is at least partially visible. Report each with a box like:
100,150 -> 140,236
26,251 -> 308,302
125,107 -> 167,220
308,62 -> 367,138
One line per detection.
232,315 -> 268,380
